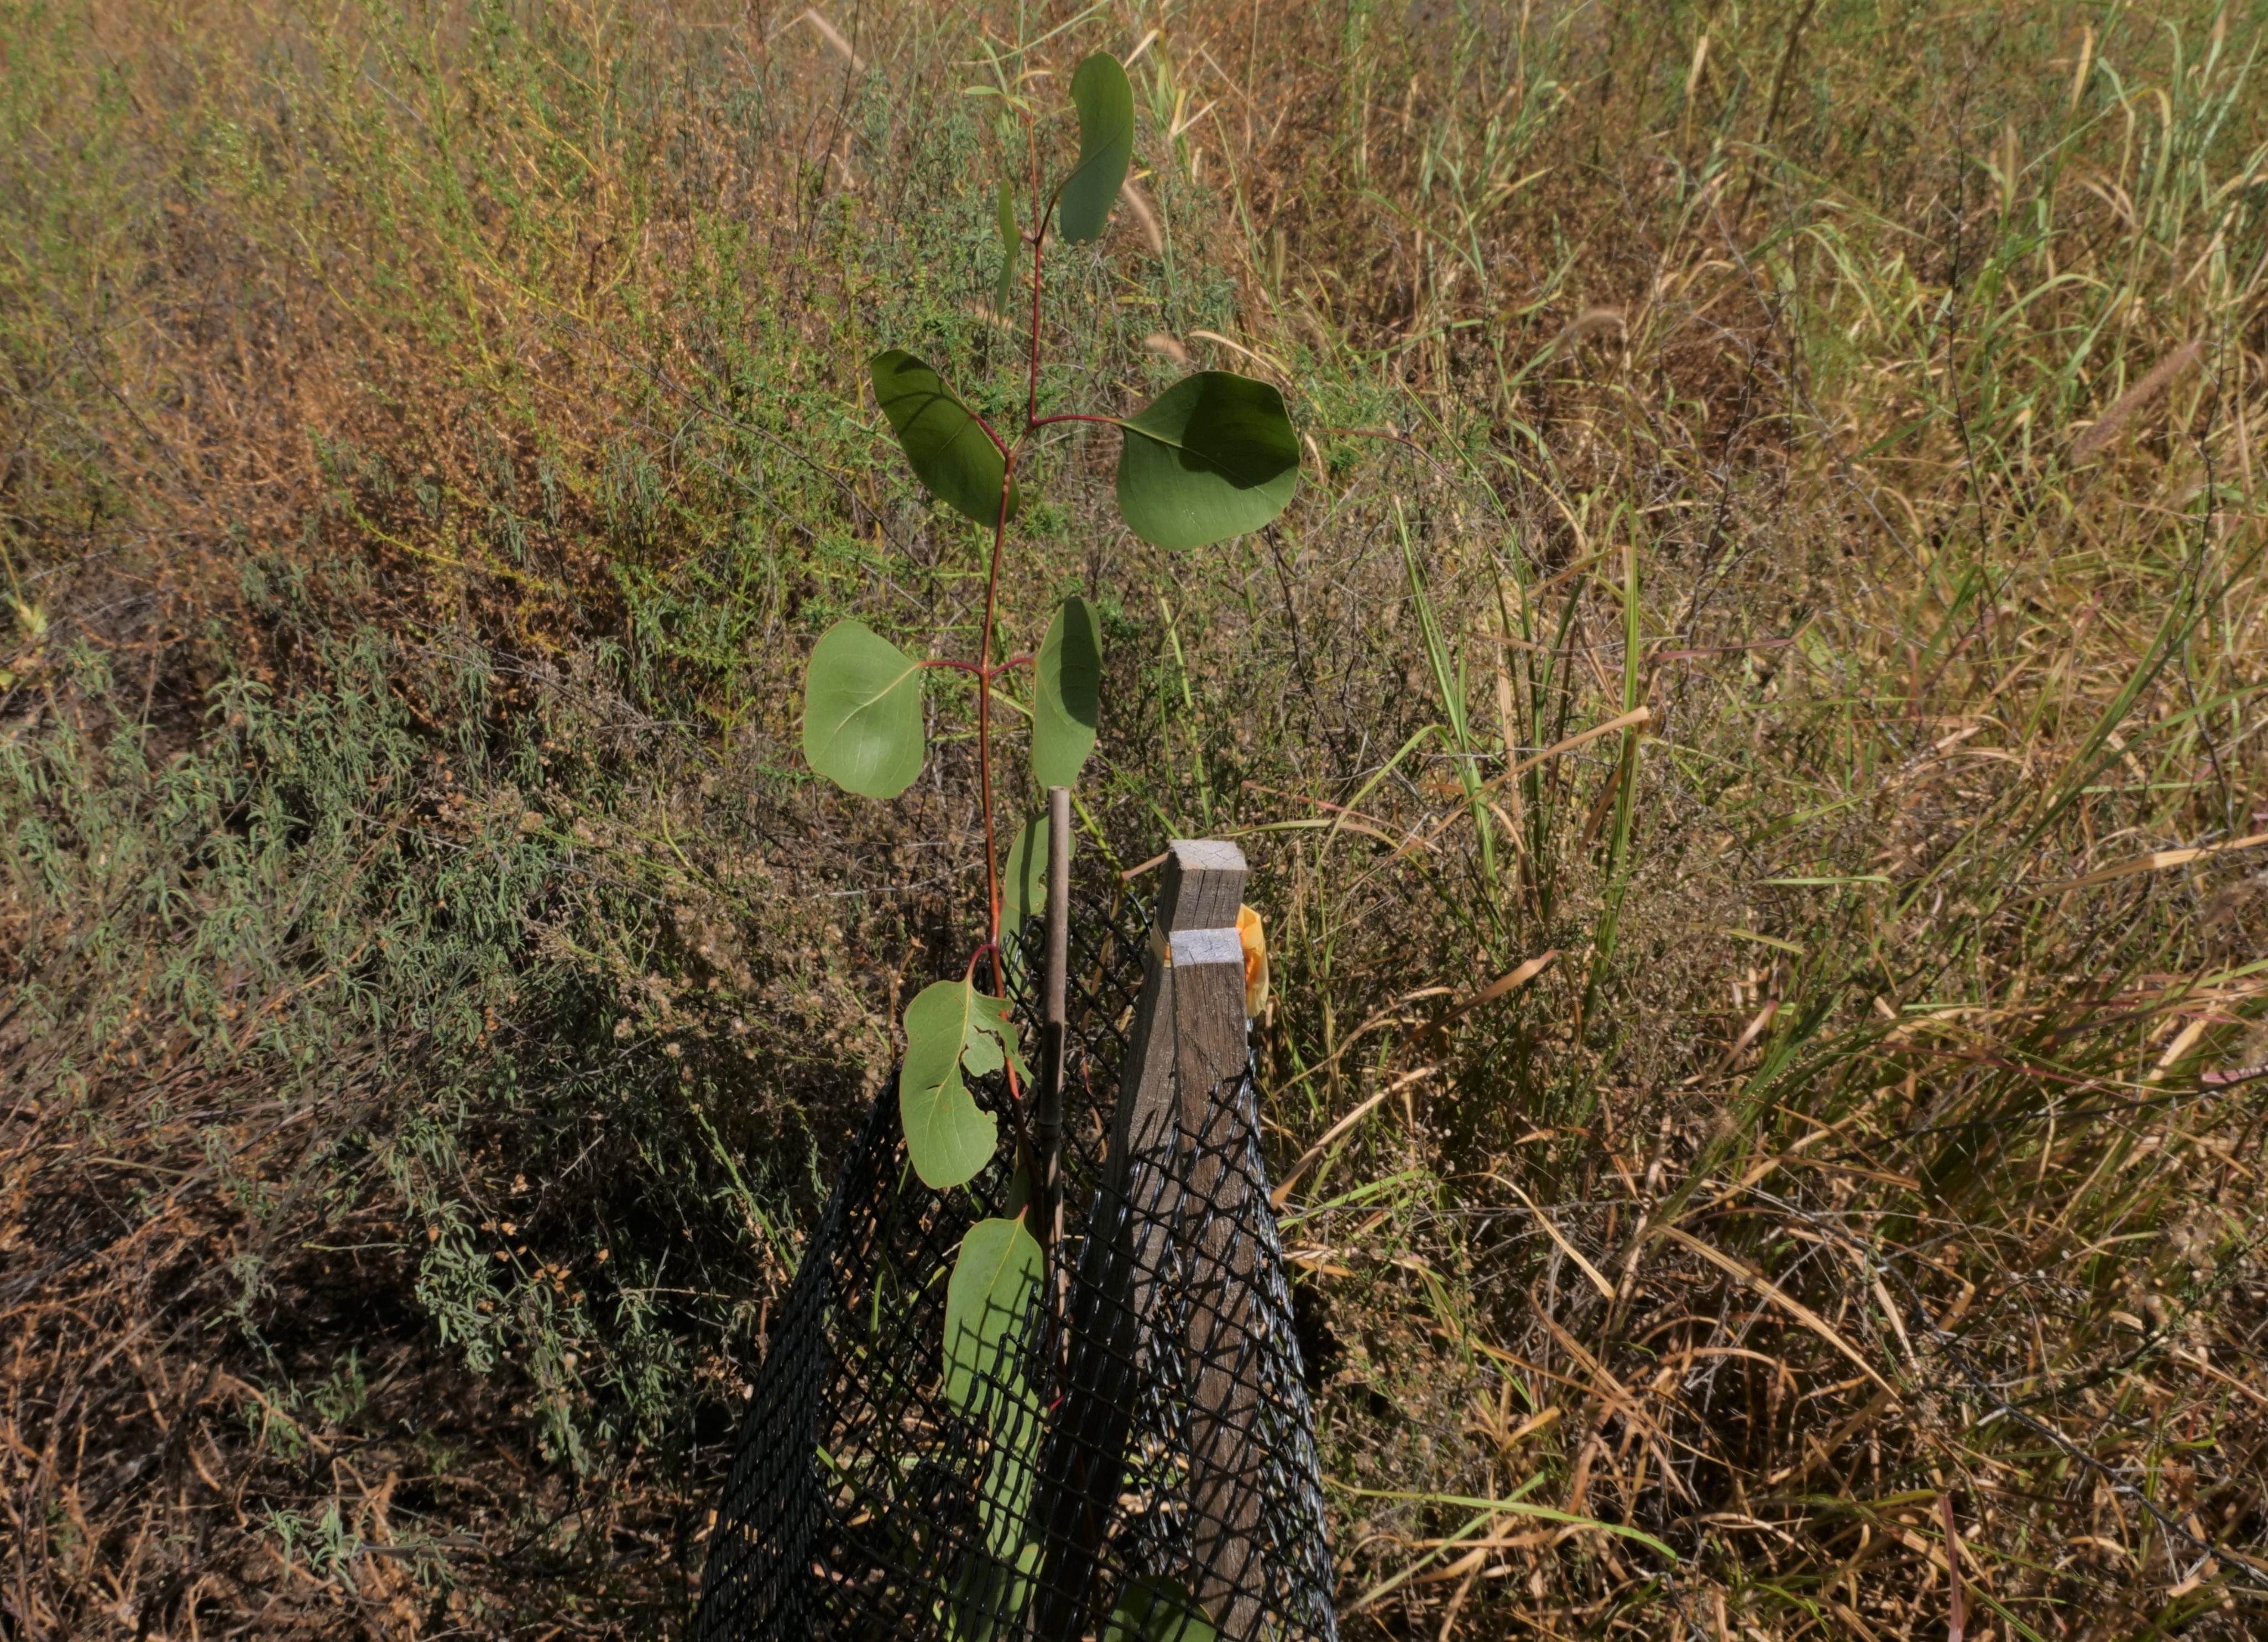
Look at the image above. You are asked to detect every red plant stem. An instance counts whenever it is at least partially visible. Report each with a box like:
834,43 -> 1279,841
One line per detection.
971,414 -> 1013,460
960,105 -> 1059,1118
976,449 -> 1032,1131
925,655 -> 1033,679
980,461 -> 1012,994
1027,233 -> 1047,431
961,102 -> 1053,1114
1027,412 -> 1120,430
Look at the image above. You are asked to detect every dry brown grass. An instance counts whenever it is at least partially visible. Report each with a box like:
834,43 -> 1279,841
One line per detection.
3,1 -> 2266,1638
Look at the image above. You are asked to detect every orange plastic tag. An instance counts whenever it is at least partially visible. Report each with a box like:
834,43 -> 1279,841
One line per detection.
1237,904 -> 1269,1020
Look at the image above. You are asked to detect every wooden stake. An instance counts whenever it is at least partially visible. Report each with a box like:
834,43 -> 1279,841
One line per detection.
1033,838 -> 1254,1642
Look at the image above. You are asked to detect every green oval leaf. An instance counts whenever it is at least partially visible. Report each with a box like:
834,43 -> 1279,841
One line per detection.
871,349 -> 1020,528
1104,1577 -> 1216,1642
1058,53 -> 1133,244
995,180 -> 1020,317
900,979 -> 1001,1189
1033,597 -> 1102,789
944,1206 -> 1047,1642
900,978 -> 1027,1187
943,1213 -> 1042,1414
1115,371 -> 1299,549
948,1538 -> 1041,1642
1003,813 -> 1048,934
803,620 -> 925,797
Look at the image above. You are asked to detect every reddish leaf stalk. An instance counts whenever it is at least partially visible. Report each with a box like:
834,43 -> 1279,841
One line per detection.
980,458 -> 1013,1013
920,656 -> 1032,680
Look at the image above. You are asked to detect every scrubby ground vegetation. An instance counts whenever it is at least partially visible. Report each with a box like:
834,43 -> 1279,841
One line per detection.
3,0 -> 2266,1636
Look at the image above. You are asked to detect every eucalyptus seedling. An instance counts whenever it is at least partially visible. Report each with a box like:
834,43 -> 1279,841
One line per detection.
804,48 -> 1293,1246
797,46 -> 1294,1637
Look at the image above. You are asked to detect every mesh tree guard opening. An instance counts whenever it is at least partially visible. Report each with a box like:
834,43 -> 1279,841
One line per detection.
694,841 -> 1336,1642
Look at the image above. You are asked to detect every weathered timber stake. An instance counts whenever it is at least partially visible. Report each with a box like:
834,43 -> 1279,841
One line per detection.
1036,839 -> 1258,1641
1180,940 -> 1266,1641
1105,838 -> 1247,1168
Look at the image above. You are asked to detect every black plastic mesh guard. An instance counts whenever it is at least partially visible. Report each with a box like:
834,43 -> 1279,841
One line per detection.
693,893 -> 1336,1642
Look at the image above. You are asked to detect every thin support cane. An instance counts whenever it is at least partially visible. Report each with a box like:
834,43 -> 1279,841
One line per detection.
1037,785 -> 1071,1249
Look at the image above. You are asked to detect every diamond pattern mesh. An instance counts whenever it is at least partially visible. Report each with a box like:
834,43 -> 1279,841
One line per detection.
692,884 -> 1336,1642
